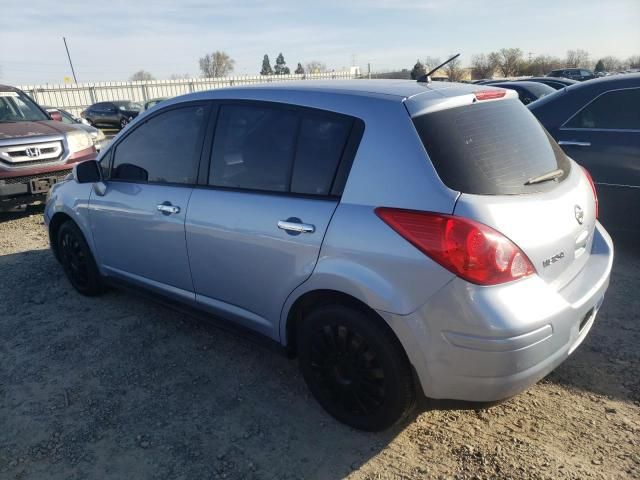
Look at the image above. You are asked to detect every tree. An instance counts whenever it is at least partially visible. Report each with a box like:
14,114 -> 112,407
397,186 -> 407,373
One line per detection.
470,54 -> 496,79
306,61 -> 327,74
130,70 -> 154,81
294,62 -> 305,74
199,51 -> 235,78
628,55 -> 640,69
423,56 -> 442,73
492,48 -> 523,77
410,60 -> 426,80
260,54 -> 273,75
526,55 -> 563,76
443,54 -> 464,82
274,53 -> 290,75
565,49 -> 590,68
594,59 -> 605,73
599,55 -> 622,72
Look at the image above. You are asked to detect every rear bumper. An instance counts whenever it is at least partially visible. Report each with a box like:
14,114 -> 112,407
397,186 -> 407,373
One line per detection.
380,222 -> 614,401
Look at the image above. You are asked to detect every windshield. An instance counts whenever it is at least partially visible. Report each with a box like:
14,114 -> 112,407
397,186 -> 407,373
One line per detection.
113,101 -> 143,111
0,91 -> 49,123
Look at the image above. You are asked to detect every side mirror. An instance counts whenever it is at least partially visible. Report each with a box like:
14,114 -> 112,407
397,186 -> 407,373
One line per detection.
49,110 -> 63,122
74,160 -> 102,184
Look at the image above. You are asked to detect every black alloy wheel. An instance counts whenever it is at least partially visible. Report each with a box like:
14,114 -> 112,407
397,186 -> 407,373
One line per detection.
57,221 -> 103,296
298,304 -> 415,431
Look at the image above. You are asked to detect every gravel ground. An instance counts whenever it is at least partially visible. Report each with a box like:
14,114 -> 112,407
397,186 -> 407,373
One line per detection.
1,208 -> 639,480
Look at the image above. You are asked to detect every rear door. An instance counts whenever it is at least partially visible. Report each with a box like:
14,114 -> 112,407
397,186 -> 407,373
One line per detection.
89,102 -> 210,301
556,87 -> 640,230
185,101 -> 360,339
412,97 -> 597,288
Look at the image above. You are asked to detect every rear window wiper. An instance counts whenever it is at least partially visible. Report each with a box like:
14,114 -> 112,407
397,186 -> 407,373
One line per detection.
525,168 -> 564,185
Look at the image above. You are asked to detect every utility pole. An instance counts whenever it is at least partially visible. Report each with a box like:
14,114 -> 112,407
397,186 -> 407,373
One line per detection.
63,37 -> 78,83
367,63 -> 371,79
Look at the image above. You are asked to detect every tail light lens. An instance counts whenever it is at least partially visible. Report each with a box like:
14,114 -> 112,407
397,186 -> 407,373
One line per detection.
375,208 -> 535,286
581,166 -> 598,219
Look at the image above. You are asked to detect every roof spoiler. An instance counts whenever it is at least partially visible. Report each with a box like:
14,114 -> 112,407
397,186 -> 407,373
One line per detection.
417,53 -> 460,83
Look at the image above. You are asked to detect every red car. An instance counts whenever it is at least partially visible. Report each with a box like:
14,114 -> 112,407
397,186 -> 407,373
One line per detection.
0,85 -> 96,209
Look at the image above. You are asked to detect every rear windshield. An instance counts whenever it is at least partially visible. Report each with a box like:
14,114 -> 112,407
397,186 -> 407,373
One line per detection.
413,98 -> 570,195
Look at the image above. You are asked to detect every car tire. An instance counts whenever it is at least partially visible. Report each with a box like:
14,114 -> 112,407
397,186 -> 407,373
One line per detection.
57,220 -> 103,296
119,117 -> 129,130
297,304 -> 415,431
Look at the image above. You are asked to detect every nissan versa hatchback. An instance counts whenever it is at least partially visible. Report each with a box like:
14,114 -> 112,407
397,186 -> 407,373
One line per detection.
45,80 -> 613,431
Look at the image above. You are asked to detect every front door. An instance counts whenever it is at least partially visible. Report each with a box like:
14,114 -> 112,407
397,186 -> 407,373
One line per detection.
557,87 -> 640,230
89,102 -> 210,300
186,102 -> 358,339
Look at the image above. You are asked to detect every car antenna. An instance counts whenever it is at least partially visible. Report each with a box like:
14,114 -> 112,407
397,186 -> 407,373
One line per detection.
417,53 -> 461,83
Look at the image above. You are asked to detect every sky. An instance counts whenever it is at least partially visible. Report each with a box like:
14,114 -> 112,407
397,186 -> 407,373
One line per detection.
0,0 -> 638,85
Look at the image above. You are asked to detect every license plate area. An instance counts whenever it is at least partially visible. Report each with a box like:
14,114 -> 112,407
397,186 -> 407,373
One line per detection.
29,176 -> 58,194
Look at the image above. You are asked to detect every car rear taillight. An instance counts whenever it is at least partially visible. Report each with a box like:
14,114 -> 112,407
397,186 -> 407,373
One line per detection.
474,90 -> 506,101
375,208 -> 535,286
581,166 -> 598,219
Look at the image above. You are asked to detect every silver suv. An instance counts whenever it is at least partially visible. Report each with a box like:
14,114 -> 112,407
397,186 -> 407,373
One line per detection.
45,80 -> 613,431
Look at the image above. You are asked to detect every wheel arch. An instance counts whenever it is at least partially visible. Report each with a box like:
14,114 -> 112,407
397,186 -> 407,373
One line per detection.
48,211 -> 74,261
283,288 -> 402,359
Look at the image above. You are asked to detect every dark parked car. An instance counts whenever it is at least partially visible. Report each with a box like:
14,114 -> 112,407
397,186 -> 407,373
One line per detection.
547,68 -> 595,82
144,97 -> 168,110
81,101 -> 142,129
523,77 -> 579,90
44,106 -> 108,151
529,73 -> 640,232
485,81 -> 556,105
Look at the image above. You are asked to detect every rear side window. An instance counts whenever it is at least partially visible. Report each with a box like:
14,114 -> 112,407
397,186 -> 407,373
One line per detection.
112,105 -> 207,184
210,105 -> 299,192
209,103 -> 357,196
291,113 -> 352,195
413,98 -> 570,195
565,88 -> 640,130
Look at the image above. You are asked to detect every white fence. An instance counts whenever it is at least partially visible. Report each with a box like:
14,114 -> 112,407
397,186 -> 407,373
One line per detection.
19,71 -> 357,117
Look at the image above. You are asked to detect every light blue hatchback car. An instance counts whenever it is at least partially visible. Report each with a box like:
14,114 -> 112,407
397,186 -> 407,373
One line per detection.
45,80 -> 613,431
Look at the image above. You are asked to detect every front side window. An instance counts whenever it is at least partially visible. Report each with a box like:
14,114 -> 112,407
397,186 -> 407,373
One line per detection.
111,105 -> 207,184
564,88 -> 640,130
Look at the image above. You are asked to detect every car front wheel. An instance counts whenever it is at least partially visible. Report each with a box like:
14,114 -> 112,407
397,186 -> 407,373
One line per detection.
297,304 -> 415,431
57,221 -> 103,296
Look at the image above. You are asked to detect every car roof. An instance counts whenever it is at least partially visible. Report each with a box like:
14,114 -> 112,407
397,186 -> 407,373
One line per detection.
528,77 -> 578,84
564,72 -> 640,92
132,79 -> 516,124
180,79 -> 488,102
0,84 -> 22,92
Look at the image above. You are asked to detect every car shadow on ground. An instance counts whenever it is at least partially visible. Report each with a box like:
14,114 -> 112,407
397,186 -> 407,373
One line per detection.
1,247 -> 406,479
1,225 -> 638,478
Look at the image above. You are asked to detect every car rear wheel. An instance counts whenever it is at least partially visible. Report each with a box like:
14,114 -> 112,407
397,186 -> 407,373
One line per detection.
297,304 -> 415,431
57,221 -> 103,296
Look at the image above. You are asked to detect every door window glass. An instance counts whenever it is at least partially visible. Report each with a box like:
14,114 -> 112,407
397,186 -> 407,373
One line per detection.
565,89 -> 640,130
291,113 -> 352,195
111,105 -> 207,184
209,104 -> 299,192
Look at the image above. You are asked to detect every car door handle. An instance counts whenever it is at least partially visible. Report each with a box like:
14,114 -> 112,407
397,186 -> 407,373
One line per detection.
277,220 -> 315,234
157,203 -> 180,215
558,141 -> 591,147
